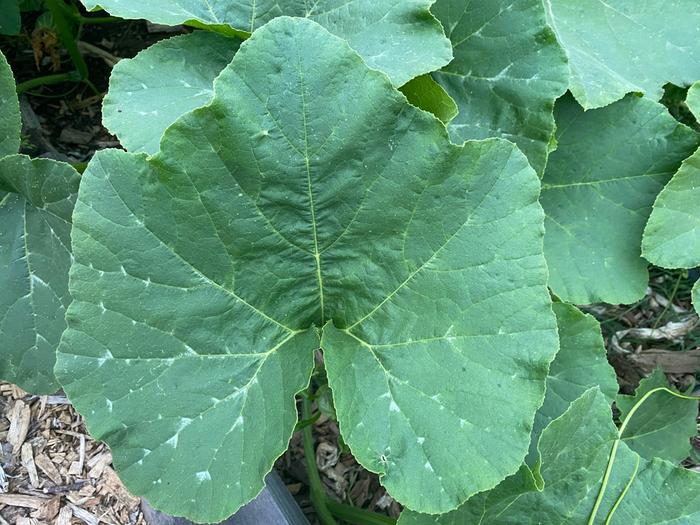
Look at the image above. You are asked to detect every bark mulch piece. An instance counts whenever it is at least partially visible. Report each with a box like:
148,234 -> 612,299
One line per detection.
0,383 -> 144,525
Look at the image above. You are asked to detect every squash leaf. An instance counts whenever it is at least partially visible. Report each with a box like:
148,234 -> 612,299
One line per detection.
0,50 -> 20,158
431,0 -> 569,175
399,388 -> 700,524
616,368 -> 698,464
545,0 -> 700,109
57,17 -> 558,521
541,94 -> 699,305
81,0 -> 453,86
103,32 -> 241,155
528,302 -> 617,461
0,155 -> 80,394
642,84 -> 700,312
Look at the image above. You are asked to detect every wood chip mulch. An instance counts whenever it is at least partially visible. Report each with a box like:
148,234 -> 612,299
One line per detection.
0,383 -> 145,525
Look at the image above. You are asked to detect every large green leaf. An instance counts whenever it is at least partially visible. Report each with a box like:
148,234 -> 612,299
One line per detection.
541,94 -> 699,305
530,303 -> 617,460
616,368 -> 697,464
0,50 -> 20,158
81,1 -> 452,86
431,0 -> 568,175
0,155 -> 79,394
0,0 -> 21,35
545,0 -> 700,110
103,32 -> 241,155
57,17 -> 558,521
399,388 -> 700,524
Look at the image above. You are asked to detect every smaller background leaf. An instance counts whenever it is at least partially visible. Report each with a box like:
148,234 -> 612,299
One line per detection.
542,94 -> 699,305
0,155 -> 80,394
546,0 -> 700,109
0,49 -> 20,157
399,74 -> 457,125
616,368 -> 698,464
103,31 -> 240,155
529,302 -> 618,461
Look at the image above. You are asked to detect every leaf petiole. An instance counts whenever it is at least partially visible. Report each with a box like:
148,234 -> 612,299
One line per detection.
587,386 -> 699,524
301,394 -> 338,525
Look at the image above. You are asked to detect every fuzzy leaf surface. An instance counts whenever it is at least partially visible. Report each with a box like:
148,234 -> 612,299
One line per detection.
0,155 -> 79,394
617,368 -> 697,464
81,0 -> 452,86
431,0 -> 568,174
545,0 -> 700,109
399,388 -> 700,524
57,17 -> 558,521
541,94 -> 699,305
103,31 -> 241,155
0,50 -> 20,158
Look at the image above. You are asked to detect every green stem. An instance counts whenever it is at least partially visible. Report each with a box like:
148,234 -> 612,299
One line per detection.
45,0 -> 89,80
301,396 -> 338,525
76,15 -> 123,24
326,500 -> 397,525
652,272 -> 683,329
587,387 -> 699,524
16,71 -> 81,93
603,455 -> 640,525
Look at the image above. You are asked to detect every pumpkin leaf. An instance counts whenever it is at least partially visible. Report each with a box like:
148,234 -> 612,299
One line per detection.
57,17 -> 558,521
545,0 -> 700,109
541,94 -> 699,305
528,302 -> 618,461
431,0 -> 569,174
81,0 -> 453,86
616,368 -> 697,464
399,388 -> 700,524
0,50 -> 20,158
642,148 -> 700,270
0,155 -> 80,394
103,31 -> 241,155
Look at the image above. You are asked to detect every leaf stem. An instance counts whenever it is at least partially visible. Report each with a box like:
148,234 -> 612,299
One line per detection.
652,272 -> 683,329
75,15 -> 123,24
587,386 -> 699,524
326,499 -> 397,525
44,0 -> 90,81
301,395 -> 338,525
603,454 -> 640,525
16,71 -> 82,93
